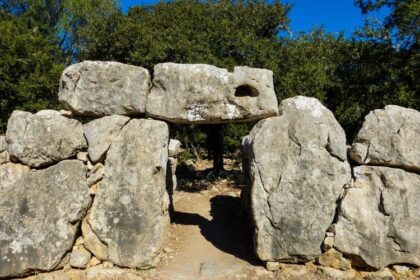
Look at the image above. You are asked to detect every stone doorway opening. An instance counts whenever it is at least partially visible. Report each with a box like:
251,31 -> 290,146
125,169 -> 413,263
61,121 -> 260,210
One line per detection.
160,126 -> 261,278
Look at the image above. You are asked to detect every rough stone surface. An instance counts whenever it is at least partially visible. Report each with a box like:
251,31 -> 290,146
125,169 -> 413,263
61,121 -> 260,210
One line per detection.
334,166 -> 420,269
147,63 -> 278,123
350,105 -> 420,172
59,61 -> 151,117
245,96 -> 351,263
0,160 -> 91,278
6,110 -> 86,168
0,150 -> 9,164
86,119 -> 170,269
318,267 -> 356,279
167,157 -> 178,191
87,163 -> 105,187
168,139 -> 182,157
317,249 -> 351,271
0,162 -> 30,189
0,135 -> 6,152
70,246 -> 91,269
83,115 -> 130,163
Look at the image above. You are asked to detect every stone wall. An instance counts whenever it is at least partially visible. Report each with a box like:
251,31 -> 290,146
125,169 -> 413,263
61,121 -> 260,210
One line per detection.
242,99 -> 420,273
0,61 -> 419,278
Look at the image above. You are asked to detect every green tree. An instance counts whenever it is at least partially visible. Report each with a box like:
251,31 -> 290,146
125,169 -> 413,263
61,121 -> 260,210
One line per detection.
0,14 -> 63,130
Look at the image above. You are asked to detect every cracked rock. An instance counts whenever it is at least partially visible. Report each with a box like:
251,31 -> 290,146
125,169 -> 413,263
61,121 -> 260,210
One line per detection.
0,160 -> 91,278
146,63 -> 278,123
86,119 -> 170,269
243,96 -> 351,263
5,110 -> 86,168
334,165 -> 420,269
59,61 -> 151,117
83,115 -> 130,163
349,105 -> 420,173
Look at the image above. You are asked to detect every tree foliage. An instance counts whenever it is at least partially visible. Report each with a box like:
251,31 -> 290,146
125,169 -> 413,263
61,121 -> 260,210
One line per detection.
0,0 -> 418,149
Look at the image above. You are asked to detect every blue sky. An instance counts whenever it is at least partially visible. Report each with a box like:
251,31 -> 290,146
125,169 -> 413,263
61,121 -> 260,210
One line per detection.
120,0 -> 389,37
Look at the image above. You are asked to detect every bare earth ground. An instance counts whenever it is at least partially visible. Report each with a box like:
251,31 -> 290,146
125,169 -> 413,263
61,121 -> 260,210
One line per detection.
18,160 -> 420,280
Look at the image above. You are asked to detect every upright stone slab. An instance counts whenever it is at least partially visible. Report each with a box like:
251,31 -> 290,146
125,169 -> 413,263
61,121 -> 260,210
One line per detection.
6,110 -> 86,168
334,166 -> 420,269
146,63 -> 278,123
59,61 -> 151,117
350,105 -> 420,172
0,160 -> 91,278
85,119 -> 170,269
244,96 -> 351,263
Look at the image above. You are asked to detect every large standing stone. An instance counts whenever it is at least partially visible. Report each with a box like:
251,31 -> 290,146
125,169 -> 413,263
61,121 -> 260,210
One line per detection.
86,119 -> 170,269
334,166 -> 420,269
245,96 -> 351,262
6,110 -> 86,168
59,61 -> 151,117
146,63 -> 278,123
350,105 -> 420,172
0,160 -> 91,278
83,115 -> 130,163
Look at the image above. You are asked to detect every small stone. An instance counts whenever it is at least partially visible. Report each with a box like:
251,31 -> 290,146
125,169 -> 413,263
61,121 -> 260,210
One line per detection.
103,261 -> 114,268
70,246 -> 91,269
361,268 -> 394,280
89,183 -> 100,195
87,163 -> 105,186
89,256 -> 101,267
163,247 -> 173,253
266,261 -> 280,271
323,236 -> 334,250
59,109 -> 73,117
283,265 -> 308,277
392,265 -> 411,274
318,267 -> 356,279
77,152 -> 88,162
0,150 -> 9,164
326,232 -> 334,237
75,236 -> 84,246
317,249 -> 351,271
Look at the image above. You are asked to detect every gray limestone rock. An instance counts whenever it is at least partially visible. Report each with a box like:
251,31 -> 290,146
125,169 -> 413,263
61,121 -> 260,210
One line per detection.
146,63 -> 278,123
83,115 -> 130,163
86,119 -> 170,269
59,61 -> 151,117
70,246 -> 91,269
350,105 -> 420,172
0,160 -> 91,278
334,165 -> 420,269
168,139 -> 182,157
6,110 -> 86,168
244,96 -> 351,263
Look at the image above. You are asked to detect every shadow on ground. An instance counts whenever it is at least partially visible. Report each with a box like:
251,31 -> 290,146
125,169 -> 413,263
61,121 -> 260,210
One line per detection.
172,195 -> 260,266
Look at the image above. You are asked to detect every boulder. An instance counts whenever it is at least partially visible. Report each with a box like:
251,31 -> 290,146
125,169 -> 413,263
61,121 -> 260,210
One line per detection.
244,96 -> 350,262
334,165 -> 420,269
6,110 -> 86,168
59,61 -> 151,117
350,105 -> 420,172
86,119 -> 170,269
0,160 -> 91,278
83,115 -> 130,163
146,63 -> 278,123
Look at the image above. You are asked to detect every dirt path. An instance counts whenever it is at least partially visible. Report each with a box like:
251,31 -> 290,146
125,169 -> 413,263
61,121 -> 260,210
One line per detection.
156,185 -> 260,280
